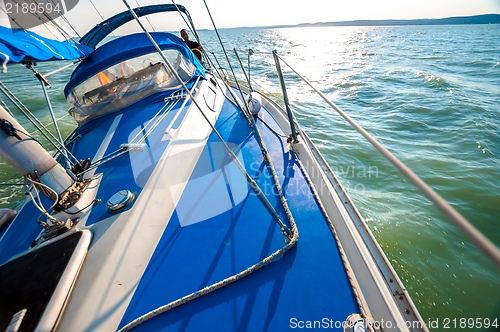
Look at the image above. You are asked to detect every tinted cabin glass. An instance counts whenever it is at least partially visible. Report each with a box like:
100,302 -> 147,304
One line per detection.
67,50 -> 195,124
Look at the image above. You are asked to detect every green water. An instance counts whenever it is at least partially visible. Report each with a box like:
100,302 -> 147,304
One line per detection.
1,24 -> 499,331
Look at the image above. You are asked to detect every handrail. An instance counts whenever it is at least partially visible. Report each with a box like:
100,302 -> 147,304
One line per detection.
276,53 -> 500,270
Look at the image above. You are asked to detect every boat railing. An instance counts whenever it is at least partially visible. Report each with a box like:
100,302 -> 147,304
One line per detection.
208,37 -> 500,270
252,50 -> 500,270
228,47 -> 500,270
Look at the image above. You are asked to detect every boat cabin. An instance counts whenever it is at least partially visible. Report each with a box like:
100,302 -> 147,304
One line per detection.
64,32 -> 206,125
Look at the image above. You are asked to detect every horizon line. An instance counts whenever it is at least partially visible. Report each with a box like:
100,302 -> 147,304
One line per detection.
215,13 -> 500,30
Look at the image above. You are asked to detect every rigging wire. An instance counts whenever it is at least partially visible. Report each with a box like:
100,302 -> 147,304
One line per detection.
134,0 -> 155,31
79,91 -> 187,176
200,0 -> 249,107
47,0 -> 82,38
42,13 -> 73,40
131,90 -> 187,144
117,4 -> 302,331
26,0 -> 72,39
29,113 -> 70,136
0,96 -> 14,116
89,0 -> 105,21
0,81 -> 79,167
229,50 -> 290,108
121,0 -> 291,235
171,0 -> 204,53
23,0 -> 63,39
0,155 -> 24,188
276,53 -> 500,270
41,21 -> 63,40
88,0 -> 116,38
7,0 -> 58,38
1,0 -> 75,40
0,4 -> 26,30
0,81 -> 58,146
255,115 -> 288,138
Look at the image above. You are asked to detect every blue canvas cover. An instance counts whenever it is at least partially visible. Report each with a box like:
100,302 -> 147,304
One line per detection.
79,4 -> 189,49
64,32 -> 206,97
0,26 -> 92,65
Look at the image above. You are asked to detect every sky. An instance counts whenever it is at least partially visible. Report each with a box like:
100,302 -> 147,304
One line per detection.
1,0 -> 500,35
63,0 -> 500,31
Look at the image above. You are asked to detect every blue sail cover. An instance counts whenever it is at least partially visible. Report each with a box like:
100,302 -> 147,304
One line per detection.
64,32 -> 206,97
0,26 -> 92,66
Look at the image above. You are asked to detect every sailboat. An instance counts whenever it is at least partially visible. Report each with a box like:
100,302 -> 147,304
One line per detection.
1,2 -> 498,331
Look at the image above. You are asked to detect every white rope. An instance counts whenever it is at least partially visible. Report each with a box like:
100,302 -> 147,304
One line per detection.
114,3 -> 301,328
118,110 -> 299,330
24,175 -> 61,228
44,61 -> 79,77
119,229 -> 298,331
117,79 -> 302,332
294,152 -> 368,317
29,113 -> 71,136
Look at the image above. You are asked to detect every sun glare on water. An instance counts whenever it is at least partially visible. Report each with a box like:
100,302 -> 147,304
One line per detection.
262,26 -> 375,102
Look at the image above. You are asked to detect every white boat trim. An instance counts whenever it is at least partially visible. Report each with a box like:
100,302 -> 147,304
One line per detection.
56,76 -> 226,332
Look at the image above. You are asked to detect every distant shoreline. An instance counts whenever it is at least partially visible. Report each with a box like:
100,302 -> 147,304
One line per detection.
229,14 -> 500,30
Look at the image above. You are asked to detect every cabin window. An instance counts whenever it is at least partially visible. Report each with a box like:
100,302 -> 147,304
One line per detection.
67,49 -> 195,124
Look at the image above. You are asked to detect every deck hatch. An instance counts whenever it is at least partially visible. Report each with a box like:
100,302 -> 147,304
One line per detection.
0,230 -> 91,332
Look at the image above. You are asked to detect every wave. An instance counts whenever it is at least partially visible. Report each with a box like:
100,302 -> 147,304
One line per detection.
464,59 -> 497,68
419,55 -> 444,61
415,71 -> 451,89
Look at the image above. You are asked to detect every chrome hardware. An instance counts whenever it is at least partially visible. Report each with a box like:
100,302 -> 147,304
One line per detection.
107,190 -> 134,212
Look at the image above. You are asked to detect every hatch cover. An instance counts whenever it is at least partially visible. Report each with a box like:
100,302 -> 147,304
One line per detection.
0,230 -> 91,332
